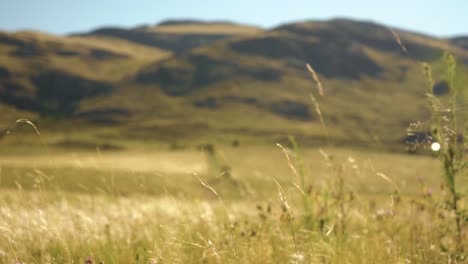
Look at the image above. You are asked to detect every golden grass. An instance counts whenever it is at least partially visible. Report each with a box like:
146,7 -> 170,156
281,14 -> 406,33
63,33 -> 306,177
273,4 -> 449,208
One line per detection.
146,23 -> 263,35
65,36 -> 172,60
0,144 -> 466,263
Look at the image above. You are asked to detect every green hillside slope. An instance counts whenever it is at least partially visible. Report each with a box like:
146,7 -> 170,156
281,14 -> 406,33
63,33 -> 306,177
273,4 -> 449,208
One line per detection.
1,19 -> 467,151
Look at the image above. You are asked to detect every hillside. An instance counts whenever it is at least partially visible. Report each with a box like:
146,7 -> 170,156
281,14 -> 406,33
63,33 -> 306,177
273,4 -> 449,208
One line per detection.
0,18 -> 467,151
450,36 -> 468,51
77,20 -> 263,53
131,19 -> 468,147
0,30 -> 171,117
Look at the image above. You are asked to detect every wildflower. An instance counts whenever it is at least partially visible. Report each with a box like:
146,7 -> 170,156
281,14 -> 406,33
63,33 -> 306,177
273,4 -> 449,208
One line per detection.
290,252 -> 305,263
425,188 -> 432,198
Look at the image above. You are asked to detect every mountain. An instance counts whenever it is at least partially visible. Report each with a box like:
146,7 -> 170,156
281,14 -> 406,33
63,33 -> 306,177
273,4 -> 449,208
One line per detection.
0,29 -> 171,116
76,20 -> 263,53
0,19 -> 467,150
450,36 -> 468,50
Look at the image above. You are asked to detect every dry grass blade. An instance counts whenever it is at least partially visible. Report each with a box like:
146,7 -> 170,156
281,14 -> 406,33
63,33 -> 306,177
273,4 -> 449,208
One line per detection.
305,64 -> 329,144
276,143 -> 300,184
325,224 -> 335,237
160,225 -> 224,264
273,179 -> 299,255
3,118 -> 54,166
376,172 -> 400,192
273,179 -> 291,213
4,118 -> 41,136
160,225 -> 205,249
306,63 -> 324,96
319,148 -> 332,161
310,93 -> 329,138
191,172 -> 239,263
389,28 -> 408,54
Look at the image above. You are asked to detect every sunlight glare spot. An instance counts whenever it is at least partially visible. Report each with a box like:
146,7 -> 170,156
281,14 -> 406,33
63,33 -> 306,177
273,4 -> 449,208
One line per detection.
431,142 -> 441,152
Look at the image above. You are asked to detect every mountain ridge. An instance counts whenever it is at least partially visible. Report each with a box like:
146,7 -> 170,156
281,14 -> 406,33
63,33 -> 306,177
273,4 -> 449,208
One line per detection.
1,18 -> 467,150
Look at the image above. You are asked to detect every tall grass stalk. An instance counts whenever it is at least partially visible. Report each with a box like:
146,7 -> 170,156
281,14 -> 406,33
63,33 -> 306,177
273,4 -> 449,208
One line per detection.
391,29 -> 466,254
273,179 -> 299,255
422,54 -> 466,253
4,118 -> 50,158
277,141 -> 314,230
193,172 -> 239,263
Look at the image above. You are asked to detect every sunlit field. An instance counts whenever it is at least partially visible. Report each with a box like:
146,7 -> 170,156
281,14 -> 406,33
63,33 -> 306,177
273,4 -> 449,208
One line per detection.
1,6 -> 468,263
0,143 -> 466,263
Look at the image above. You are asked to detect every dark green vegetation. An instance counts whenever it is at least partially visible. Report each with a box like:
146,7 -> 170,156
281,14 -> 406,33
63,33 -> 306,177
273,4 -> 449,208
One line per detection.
1,18 -> 467,151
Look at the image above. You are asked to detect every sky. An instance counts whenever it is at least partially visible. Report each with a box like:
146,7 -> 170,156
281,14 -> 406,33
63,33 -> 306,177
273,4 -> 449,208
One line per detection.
0,0 -> 467,37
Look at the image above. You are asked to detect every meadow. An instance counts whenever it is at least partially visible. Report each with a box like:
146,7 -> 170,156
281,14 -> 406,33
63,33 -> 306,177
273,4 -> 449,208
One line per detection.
0,141 -> 466,263
0,20 -> 467,264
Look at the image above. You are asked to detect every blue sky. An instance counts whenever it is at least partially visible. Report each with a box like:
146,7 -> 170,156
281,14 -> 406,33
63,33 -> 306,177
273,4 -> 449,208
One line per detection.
0,0 -> 466,37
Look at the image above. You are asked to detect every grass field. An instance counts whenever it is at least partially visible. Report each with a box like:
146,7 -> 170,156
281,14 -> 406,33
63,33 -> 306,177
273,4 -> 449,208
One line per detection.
1,19 -> 467,264
0,142 -> 466,263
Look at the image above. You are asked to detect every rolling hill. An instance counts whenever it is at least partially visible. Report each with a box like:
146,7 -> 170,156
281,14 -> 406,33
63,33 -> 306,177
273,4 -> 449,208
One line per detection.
0,19 -> 467,151
77,20 -> 263,53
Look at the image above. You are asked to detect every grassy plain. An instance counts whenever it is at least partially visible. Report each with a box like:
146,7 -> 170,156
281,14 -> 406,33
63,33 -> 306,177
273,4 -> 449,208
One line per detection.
0,142 -> 466,263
